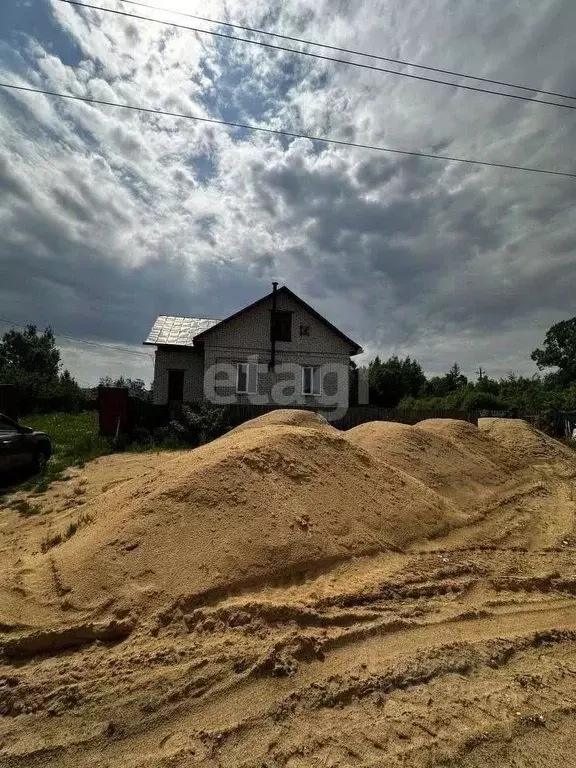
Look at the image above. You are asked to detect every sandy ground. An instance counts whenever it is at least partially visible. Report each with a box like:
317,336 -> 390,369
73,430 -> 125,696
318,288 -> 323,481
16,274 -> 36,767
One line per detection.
0,414 -> 575,767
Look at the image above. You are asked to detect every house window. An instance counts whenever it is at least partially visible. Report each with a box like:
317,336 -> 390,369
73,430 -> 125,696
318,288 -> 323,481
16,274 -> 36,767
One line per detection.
302,365 -> 321,396
272,311 -> 292,342
237,362 -> 259,394
300,324 -> 310,337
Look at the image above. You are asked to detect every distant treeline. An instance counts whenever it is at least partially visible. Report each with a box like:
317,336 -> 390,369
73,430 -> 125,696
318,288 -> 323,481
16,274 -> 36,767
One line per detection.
361,316 -> 576,413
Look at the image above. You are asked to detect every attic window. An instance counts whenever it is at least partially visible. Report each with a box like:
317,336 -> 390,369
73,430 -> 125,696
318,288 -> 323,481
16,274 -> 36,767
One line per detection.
300,324 -> 310,337
272,311 -> 292,342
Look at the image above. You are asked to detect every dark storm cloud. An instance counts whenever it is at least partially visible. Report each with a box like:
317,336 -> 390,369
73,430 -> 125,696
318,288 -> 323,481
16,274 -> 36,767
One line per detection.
241,139 -> 576,350
1,0 -> 576,383
0,142 -> 264,342
0,212 -> 264,345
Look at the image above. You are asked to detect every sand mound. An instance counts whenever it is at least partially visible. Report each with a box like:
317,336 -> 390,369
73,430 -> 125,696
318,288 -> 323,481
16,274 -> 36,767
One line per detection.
417,418 -> 521,471
479,418 -> 576,466
4,414 -> 576,767
49,423 -> 463,617
228,408 -> 333,434
345,421 -> 512,505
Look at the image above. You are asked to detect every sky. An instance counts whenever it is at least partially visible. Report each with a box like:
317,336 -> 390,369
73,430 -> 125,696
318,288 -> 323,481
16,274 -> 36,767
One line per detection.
1,0 -> 575,386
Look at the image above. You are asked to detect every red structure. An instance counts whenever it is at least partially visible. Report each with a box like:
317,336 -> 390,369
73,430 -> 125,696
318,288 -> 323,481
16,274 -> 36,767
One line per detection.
98,386 -> 130,437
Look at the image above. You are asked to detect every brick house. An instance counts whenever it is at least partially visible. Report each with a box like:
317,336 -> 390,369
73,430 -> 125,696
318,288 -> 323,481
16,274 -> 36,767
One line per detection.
144,283 -> 363,409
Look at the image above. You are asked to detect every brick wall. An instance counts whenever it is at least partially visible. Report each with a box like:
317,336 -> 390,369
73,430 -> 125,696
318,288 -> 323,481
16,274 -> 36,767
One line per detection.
203,347 -> 349,408
152,346 -> 204,405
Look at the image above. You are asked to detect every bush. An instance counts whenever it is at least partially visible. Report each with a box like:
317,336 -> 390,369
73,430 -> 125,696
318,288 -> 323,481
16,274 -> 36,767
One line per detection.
169,404 -> 229,446
460,391 -> 508,411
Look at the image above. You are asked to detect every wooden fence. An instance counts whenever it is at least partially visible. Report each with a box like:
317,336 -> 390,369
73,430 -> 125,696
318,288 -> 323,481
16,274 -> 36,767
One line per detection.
97,396 -> 479,437
215,403 -> 479,431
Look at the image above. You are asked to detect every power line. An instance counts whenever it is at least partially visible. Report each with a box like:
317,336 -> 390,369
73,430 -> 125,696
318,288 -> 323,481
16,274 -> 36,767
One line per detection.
1,80 -> 575,178
0,317 -> 153,360
56,0 -> 576,112
109,0 -> 576,104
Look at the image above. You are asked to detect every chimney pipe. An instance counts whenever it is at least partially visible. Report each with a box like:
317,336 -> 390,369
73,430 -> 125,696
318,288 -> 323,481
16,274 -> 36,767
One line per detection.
270,282 -> 278,371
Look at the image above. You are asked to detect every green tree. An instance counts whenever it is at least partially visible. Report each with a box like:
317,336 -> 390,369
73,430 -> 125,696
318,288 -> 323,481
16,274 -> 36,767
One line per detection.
445,362 -> 468,391
460,390 -> 508,411
0,325 -> 84,413
56,369 -> 85,412
99,376 -> 149,399
475,367 -> 499,395
423,363 -> 468,398
531,317 -> 576,382
349,359 -> 360,406
369,355 -> 426,407
0,325 -> 60,379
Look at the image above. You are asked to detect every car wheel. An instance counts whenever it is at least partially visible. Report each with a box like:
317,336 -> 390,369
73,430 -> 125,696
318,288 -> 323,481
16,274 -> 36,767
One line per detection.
34,450 -> 48,475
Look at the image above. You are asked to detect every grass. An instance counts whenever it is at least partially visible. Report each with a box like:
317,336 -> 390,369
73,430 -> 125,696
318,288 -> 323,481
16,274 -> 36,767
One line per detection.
7,412 -> 113,496
23,411 -> 111,465
41,512 -> 94,552
11,499 -> 42,517
3,410 -> 189,501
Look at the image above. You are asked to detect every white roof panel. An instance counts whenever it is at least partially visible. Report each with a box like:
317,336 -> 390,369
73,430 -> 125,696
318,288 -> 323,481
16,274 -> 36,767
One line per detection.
144,315 -> 221,346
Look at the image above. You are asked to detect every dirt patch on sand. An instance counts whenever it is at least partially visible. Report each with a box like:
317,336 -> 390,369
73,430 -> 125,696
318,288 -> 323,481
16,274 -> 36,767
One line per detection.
1,414 -> 576,768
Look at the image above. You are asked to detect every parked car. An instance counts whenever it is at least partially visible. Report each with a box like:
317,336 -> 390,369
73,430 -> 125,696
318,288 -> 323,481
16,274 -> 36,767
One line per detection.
0,413 -> 52,475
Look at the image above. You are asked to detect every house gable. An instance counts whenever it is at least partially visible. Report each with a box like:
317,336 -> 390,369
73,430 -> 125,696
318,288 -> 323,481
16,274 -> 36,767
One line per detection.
146,285 -> 362,407
194,286 -> 362,357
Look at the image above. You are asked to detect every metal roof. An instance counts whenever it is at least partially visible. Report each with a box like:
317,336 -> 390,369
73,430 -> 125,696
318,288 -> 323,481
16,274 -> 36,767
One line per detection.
144,315 -> 221,346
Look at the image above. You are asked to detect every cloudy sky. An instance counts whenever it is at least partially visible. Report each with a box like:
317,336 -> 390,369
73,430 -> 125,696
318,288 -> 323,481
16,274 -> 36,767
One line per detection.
1,0 -> 575,386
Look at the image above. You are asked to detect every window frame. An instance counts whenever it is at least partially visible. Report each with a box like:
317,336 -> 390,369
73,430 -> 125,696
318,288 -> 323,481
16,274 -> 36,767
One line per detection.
301,365 -> 322,396
236,362 -> 259,394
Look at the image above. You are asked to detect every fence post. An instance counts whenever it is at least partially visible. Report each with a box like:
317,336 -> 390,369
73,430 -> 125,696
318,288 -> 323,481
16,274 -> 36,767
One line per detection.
0,385 -> 18,421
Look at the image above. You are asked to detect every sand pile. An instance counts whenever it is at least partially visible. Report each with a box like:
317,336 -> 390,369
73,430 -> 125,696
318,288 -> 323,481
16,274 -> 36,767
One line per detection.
229,408 -> 332,434
417,418 -> 522,472
49,418 -> 463,617
479,417 -> 576,467
3,416 -> 576,768
345,421 -> 512,505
